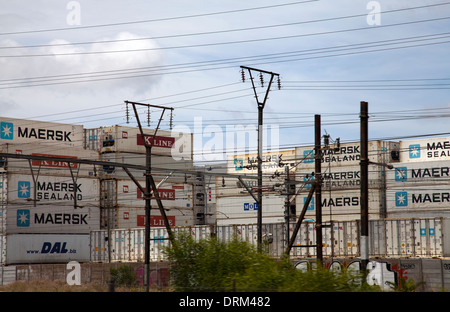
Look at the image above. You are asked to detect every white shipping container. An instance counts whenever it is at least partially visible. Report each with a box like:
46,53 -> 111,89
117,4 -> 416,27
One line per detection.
295,189 -> 382,222
4,143 -> 99,178
399,137 -> 450,162
6,174 -> 100,206
227,149 -> 297,174
100,152 -> 193,180
216,194 -> 286,226
295,140 -> 399,169
6,204 -> 100,234
387,185 -> 450,213
296,164 -> 383,191
99,125 -> 193,158
387,160 -> 450,187
0,117 -> 84,147
116,206 -> 194,228
116,179 -> 193,209
215,175 -> 283,197
5,234 -> 90,264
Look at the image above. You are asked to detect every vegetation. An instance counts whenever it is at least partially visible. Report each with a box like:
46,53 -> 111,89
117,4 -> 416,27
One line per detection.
164,232 -> 379,292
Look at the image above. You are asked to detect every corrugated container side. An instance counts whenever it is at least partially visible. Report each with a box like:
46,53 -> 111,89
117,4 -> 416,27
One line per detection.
5,234 -> 90,264
295,189 -> 381,223
100,125 -> 193,158
6,204 -> 100,234
226,150 -> 297,174
399,137 -> 450,163
100,152 -> 193,180
386,185 -> 450,214
5,143 -> 99,178
216,195 -> 286,226
84,128 -> 101,151
0,117 -> 84,147
215,176 -> 282,198
386,160 -> 450,187
116,179 -> 193,209
6,173 -> 100,207
115,206 -> 194,228
90,230 -> 109,262
297,164 -> 383,191
295,140 -> 399,169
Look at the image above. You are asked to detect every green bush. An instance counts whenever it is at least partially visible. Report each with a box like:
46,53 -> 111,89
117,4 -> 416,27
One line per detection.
109,265 -> 137,287
164,232 -> 379,292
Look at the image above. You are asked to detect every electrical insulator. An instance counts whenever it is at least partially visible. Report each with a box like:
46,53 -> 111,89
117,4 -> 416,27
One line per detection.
241,68 -> 245,82
277,76 -> 281,90
169,110 -> 174,130
125,103 -> 130,124
259,72 -> 264,87
147,107 -> 151,127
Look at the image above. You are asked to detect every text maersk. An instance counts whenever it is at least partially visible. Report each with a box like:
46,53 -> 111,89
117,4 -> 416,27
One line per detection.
35,213 -> 88,225
18,126 -> 72,142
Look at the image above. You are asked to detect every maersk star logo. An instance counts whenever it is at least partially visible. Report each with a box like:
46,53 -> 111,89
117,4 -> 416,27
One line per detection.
18,181 -> 31,198
0,121 -> 13,140
395,167 -> 407,181
305,197 -> 314,210
409,144 -> 421,159
234,158 -> 243,171
17,209 -> 30,227
303,150 -> 314,163
395,191 -> 408,207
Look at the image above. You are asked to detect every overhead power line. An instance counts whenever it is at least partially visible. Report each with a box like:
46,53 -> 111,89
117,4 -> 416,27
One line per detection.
2,2 -> 449,50
0,1 -> 318,36
2,16 -> 449,58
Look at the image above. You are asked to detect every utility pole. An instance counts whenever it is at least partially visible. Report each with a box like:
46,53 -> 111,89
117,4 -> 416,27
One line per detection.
125,100 -> 174,292
284,166 -> 290,250
240,66 -> 280,248
314,114 -> 323,264
360,101 -> 369,272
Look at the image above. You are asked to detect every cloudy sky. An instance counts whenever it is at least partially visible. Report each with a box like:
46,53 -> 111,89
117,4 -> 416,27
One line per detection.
1,0 -> 449,163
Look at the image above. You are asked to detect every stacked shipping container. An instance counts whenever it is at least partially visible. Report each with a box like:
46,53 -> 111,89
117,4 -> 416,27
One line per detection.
386,136 -> 450,219
0,117 -> 97,264
295,140 -> 400,222
215,150 -> 298,225
86,125 -> 196,229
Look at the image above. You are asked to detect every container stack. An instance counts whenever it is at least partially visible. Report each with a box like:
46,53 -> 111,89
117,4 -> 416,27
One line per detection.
215,150 -> 298,226
85,125 -> 195,229
386,137 -> 450,219
294,140 -> 400,222
0,117 -> 98,264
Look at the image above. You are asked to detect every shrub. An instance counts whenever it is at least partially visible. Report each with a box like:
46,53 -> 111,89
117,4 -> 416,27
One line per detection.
165,232 -> 379,292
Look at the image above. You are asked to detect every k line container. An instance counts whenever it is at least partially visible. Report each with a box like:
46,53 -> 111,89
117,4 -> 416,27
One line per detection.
6,204 -> 100,234
4,143 -> 99,178
399,137 -> 450,163
387,160 -> 450,187
116,206 -> 194,228
115,179 -> 193,209
5,234 -> 90,264
100,152 -> 193,180
295,140 -> 399,169
99,125 -> 193,158
6,173 -> 100,207
227,149 -> 297,174
0,117 -> 84,147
